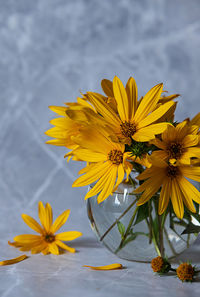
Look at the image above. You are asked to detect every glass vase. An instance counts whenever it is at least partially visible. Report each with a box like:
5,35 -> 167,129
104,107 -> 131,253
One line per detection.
87,182 -> 200,262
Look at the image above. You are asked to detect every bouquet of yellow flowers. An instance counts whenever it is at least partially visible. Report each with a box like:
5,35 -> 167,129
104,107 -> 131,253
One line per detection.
45,76 -> 200,261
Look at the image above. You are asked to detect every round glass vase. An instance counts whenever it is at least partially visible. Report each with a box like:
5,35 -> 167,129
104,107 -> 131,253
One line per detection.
87,182 -> 199,262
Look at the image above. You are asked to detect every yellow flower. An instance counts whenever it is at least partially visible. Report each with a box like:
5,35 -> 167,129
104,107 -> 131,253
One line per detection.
45,105 -> 82,149
176,263 -> 194,282
101,78 -> 179,117
134,157 -> 200,219
8,202 -> 82,255
151,120 -> 200,164
68,126 -> 133,203
46,99 -> 107,150
86,76 -> 175,144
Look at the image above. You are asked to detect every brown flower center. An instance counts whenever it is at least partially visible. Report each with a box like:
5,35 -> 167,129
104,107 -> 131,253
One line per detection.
151,256 -> 164,273
120,121 -> 136,138
108,150 -> 123,165
167,142 -> 184,159
176,263 -> 194,282
44,233 -> 55,243
166,165 -> 180,178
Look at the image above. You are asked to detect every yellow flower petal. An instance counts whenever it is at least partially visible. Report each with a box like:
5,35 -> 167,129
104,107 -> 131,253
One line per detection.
56,231 -> 82,241
31,242 -> 48,254
151,138 -> 166,150
21,214 -> 44,234
97,166 -> 118,203
158,93 -> 180,104
83,263 -> 123,270
0,255 -> 28,266
158,179 -> 171,215
133,123 -> 170,142
69,148 -> 106,162
84,166 -> 114,199
125,76 -> 137,120
113,76 -> 129,121
73,162 -> 111,187
49,117 -> 71,129
113,163 -> 125,191
55,240 -> 75,253
87,92 -> 120,126
38,201 -> 47,230
101,79 -> 114,97
45,127 -> 70,139
181,166 -> 200,182
49,105 -> 68,116
182,135 -> 199,148
71,126 -> 115,154
46,139 -> 69,146
190,112 -> 200,126
134,83 -> 163,122
42,247 -> 49,255
50,209 -> 70,233
151,150 -> 168,161
19,246 -> 32,252
137,101 -> 174,129
48,242 -> 59,255
136,167 -> 156,181
179,176 -> 200,205
171,179 -> 184,219
13,234 -> 41,243
8,241 -> 22,248
65,109 -> 90,123
136,174 -> 165,206
45,203 -> 53,230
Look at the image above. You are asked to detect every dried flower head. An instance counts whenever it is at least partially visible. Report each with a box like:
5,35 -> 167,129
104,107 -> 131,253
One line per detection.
176,263 -> 194,282
151,256 -> 171,274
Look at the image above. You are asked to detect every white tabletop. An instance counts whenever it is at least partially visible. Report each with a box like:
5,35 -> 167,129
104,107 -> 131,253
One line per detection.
1,229 -> 200,297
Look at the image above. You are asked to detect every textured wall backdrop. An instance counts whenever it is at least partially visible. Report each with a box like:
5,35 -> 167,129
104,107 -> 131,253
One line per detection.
0,0 -> 200,237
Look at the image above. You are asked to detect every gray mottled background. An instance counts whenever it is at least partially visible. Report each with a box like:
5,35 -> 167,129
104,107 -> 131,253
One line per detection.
1,1 -> 200,296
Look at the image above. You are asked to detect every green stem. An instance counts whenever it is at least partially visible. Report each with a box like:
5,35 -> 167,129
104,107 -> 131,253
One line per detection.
187,233 -> 191,248
158,214 -> 164,257
148,201 -> 153,244
152,234 -> 161,256
154,198 -> 165,258
145,217 -> 151,243
164,227 -> 177,257
161,209 -> 168,229
115,206 -> 139,253
100,197 -> 138,242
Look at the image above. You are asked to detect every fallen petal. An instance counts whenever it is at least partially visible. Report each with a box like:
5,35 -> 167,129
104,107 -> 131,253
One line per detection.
83,263 -> 123,270
0,254 -> 28,266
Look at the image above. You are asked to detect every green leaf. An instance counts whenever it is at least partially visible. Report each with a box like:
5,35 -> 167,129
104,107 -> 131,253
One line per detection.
117,221 -> 125,238
134,203 -> 149,226
194,201 -> 200,214
121,232 -> 148,248
184,207 -> 200,224
181,222 -> 200,235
